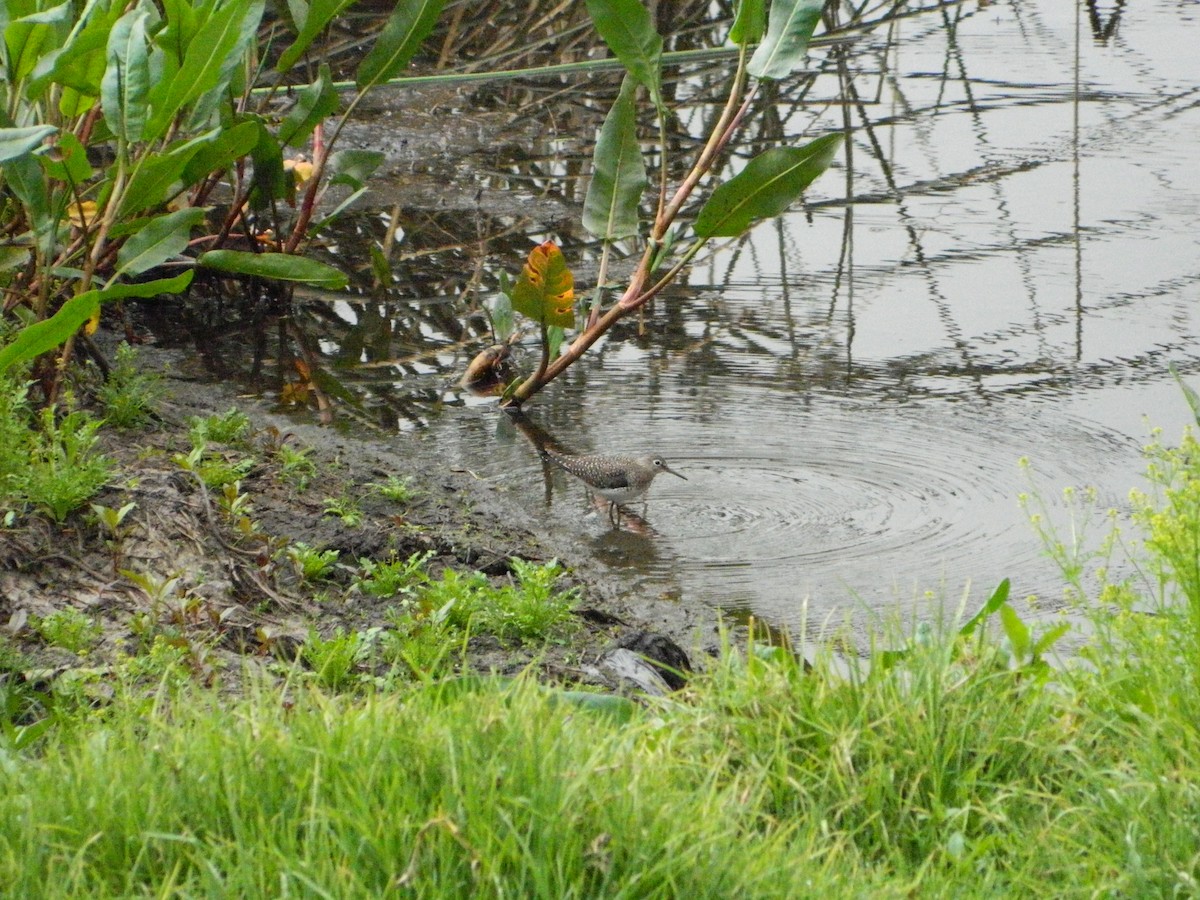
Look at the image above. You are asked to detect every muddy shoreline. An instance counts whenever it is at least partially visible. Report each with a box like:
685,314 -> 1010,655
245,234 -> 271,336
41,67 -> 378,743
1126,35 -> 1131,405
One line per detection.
1,334 -> 722,697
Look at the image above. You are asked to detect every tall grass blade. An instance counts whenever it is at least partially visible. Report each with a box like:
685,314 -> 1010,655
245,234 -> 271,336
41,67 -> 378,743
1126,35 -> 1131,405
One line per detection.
1169,362 -> 1200,426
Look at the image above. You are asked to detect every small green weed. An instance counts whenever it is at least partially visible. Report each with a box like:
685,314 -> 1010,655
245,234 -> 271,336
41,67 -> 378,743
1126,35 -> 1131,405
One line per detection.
322,495 -> 363,527
487,558 -> 578,641
172,444 -> 255,491
354,550 -> 432,598
23,408 -> 112,523
276,443 -> 317,490
301,628 -> 380,690
285,542 -> 340,582
372,475 -> 417,504
399,559 -> 577,643
381,606 -> 462,681
96,343 -> 162,430
33,608 -> 102,655
117,636 -> 196,692
0,378 -> 112,523
0,635 -> 29,674
188,409 -> 252,448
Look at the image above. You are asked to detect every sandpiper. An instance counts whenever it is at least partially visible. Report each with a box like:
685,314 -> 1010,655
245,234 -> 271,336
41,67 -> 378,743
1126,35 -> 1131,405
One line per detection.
542,449 -> 687,525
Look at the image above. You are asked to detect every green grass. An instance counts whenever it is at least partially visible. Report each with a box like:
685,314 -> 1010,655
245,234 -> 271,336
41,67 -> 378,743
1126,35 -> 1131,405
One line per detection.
2,431 -> 1200,896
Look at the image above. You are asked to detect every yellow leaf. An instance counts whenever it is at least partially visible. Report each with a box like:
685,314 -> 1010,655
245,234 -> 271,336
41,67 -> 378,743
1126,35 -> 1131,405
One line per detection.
65,200 -> 97,229
284,158 -> 316,190
511,241 -> 575,328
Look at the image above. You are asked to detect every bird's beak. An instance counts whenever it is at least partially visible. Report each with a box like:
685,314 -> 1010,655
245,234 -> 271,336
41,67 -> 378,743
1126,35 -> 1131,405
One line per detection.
666,466 -> 687,481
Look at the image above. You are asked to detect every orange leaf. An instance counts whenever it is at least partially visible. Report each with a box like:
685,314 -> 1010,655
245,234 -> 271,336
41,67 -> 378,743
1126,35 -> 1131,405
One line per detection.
510,241 -> 575,328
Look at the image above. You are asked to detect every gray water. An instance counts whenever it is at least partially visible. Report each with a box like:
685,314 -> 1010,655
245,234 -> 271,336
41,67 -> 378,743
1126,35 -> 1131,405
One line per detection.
249,1 -> 1200,636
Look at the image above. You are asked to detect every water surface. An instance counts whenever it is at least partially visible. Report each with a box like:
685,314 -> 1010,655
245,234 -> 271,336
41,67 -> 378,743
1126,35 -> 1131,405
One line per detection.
162,0 -> 1200,638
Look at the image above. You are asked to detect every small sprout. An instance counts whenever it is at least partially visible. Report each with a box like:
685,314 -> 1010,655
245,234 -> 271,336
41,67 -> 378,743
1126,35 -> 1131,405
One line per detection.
285,542 -> 341,581
92,501 -> 137,537
372,475 -> 417,504
97,343 -> 162,429
323,495 -> 363,527
353,550 -> 432,598
188,408 -> 252,448
277,444 -> 317,489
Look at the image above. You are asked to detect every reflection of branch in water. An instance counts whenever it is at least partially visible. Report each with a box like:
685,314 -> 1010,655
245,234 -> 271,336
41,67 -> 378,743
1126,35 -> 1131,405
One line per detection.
1085,0 -> 1126,45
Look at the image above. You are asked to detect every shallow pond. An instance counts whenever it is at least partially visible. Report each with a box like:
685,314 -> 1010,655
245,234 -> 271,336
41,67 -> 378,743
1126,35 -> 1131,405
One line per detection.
160,0 -> 1200,639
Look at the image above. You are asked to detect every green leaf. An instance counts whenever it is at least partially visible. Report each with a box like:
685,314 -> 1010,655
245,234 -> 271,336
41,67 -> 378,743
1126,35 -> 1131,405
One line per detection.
693,132 -> 842,238
998,604 -> 1030,659
1032,620 -> 1070,658
0,272 -> 193,374
1169,362 -> 1200,427
547,325 -> 565,361
180,119 -> 259,186
0,292 -> 97,374
583,75 -> 646,241
100,270 -> 195,300
310,185 -> 368,235
28,0 -> 122,98
196,250 -> 348,289
327,149 -> 384,189
355,0 -> 446,91
38,131 -> 92,183
487,291 -> 514,342
278,63 -> 339,148
277,0 -> 356,72
585,0 -> 663,107
730,0 -> 767,45
247,119 -> 289,209
957,578 -> 1010,639
143,0 -> 263,142
0,124 -> 55,162
648,226 -> 676,274
4,1 -> 73,83
510,242 -> 575,329
181,0 -> 264,133
748,0 -> 822,80
4,153 -> 54,252
115,207 -> 207,277
0,246 -> 29,274
117,128 -> 220,216
101,4 -> 151,142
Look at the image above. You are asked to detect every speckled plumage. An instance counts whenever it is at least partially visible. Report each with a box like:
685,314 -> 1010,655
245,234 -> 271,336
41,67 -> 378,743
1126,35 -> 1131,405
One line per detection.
543,449 -> 686,519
